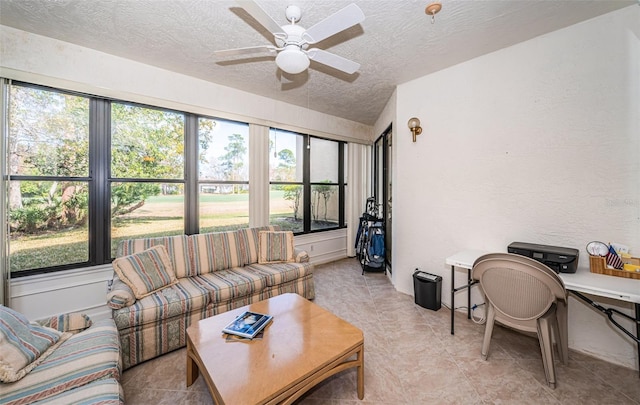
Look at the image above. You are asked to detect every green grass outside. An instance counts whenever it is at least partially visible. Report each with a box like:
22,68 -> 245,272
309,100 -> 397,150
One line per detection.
9,191 -> 308,273
199,193 -> 250,203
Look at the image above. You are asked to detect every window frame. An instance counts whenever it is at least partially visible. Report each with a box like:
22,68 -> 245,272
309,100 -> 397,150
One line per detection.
269,129 -> 346,235
7,83 -> 94,274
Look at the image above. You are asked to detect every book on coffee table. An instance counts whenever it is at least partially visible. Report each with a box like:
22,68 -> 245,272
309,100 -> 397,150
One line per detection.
225,330 -> 264,342
222,311 -> 273,339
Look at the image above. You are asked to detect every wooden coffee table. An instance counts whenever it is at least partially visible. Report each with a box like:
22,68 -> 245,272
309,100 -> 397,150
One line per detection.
186,293 -> 364,404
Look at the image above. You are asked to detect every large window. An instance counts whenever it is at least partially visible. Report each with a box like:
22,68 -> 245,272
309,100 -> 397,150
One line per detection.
198,118 -> 249,232
269,129 -> 304,232
269,129 -> 345,233
110,102 -> 186,256
310,137 -> 340,231
4,81 -> 347,277
8,85 -> 90,272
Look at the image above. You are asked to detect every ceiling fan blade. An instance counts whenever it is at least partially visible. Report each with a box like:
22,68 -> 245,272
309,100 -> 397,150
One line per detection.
303,3 -> 365,44
215,45 -> 276,58
236,0 -> 285,36
307,49 -> 360,74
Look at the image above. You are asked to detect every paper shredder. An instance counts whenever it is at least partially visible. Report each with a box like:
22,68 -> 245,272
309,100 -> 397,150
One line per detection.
413,270 -> 442,311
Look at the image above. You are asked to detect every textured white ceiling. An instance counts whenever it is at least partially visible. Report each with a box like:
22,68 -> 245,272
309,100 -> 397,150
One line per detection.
0,0 -> 633,125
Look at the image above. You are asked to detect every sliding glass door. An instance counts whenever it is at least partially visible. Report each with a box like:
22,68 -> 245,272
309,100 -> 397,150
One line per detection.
373,125 -> 392,271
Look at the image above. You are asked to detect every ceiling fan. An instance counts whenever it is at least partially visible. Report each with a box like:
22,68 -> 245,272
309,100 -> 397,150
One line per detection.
215,1 -> 365,75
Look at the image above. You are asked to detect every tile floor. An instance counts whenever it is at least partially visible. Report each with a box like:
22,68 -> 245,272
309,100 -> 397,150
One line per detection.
122,258 -> 640,404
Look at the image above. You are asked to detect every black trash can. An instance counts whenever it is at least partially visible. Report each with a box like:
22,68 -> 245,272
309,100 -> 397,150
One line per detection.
413,270 -> 442,311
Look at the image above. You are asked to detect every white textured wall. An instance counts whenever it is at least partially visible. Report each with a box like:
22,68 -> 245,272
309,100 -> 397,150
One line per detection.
373,89 -> 396,141
393,6 -> 639,370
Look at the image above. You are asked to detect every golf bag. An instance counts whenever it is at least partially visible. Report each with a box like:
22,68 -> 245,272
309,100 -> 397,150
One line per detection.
355,198 -> 386,274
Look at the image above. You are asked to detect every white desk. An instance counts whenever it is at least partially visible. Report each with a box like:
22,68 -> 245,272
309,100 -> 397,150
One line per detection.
558,271 -> 640,304
446,250 -> 640,376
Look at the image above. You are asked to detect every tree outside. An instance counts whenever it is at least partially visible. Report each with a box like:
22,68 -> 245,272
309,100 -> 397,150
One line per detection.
219,133 -> 247,194
198,120 -> 250,233
282,185 -> 302,220
312,181 -> 336,222
110,103 -> 186,215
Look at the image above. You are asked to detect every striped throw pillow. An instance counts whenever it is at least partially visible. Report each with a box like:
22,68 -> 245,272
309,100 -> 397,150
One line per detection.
191,231 -> 246,274
258,231 -> 295,264
0,305 -> 71,382
238,226 -> 280,265
112,245 -> 178,299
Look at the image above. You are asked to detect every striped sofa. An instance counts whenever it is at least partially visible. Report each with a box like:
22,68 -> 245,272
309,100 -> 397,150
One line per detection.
107,226 -> 315,370
2,317 -> 123,405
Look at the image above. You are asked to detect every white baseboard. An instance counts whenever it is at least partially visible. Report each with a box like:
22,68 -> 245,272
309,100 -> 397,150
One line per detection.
310,249 -> 348,265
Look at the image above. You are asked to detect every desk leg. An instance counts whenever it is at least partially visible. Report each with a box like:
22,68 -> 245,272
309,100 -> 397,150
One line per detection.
450,265 -> 455,335
570,290 -> 640,379
467,268 -> 472,320
636,303 -> 640,378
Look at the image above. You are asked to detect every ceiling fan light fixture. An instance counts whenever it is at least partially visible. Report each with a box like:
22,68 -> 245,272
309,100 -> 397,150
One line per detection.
276,46 -> 310,74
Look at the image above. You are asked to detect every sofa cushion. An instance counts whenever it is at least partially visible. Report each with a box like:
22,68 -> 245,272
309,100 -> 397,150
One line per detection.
237,225 -> 280,265
245,262 -> 314,287
192,268 -> 268,303
1,318 -> 120,405
258,231 -> 295,264
112,277 -> 209,330
190,231 -> 246,274
0,305 -> 72,383
35,313 -> 92,334
117,235 -> 193,278
113,245 -> 179,299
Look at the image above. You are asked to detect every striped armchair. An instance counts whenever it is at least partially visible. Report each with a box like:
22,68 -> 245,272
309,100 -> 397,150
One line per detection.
2,315 -> 123,405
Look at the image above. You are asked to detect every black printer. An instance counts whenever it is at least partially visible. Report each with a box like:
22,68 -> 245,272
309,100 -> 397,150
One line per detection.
507,242 -> 579,273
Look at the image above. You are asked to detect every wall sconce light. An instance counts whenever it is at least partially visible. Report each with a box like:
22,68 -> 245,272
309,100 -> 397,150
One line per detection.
408,117 -> 422,142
